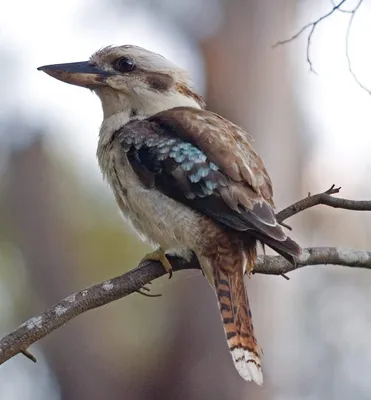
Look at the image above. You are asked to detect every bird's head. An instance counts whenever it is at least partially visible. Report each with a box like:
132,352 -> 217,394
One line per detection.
38,45 -> 205,119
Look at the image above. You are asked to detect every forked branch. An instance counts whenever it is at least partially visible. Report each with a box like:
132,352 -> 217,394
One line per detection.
274,0 -> 369,95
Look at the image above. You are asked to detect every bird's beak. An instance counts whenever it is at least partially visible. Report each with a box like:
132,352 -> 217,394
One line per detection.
37,61 -> 113,88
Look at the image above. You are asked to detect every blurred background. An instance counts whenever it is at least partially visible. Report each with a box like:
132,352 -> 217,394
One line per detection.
1,0 -> 371,399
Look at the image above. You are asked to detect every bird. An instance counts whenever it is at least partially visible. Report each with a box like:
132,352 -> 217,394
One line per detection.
38,45 -> 301,385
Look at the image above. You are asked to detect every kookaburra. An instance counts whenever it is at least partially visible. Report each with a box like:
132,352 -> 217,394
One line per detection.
38,45 -> 301,385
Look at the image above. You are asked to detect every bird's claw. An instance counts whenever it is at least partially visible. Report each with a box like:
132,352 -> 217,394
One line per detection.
136,285 -> 162,298
140,247 -> 173,279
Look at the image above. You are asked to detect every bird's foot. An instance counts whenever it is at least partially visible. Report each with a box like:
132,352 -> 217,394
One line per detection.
136,284 -> 162,298
244,260 -> 255,278
140,247 -> 173,279
245,269 -> 254,279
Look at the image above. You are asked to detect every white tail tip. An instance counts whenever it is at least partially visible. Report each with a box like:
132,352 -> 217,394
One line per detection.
231,348 -> 263,385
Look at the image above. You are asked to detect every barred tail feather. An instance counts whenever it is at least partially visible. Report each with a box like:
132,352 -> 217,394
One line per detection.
214,267 -> 263,385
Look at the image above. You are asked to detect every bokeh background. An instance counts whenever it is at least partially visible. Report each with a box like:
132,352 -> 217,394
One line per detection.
1,0 -> 371,399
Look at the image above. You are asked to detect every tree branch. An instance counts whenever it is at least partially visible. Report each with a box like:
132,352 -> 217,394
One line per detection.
273,0 -> 348,73
1,186 -> 371,365
274,0 -> 370,95
276,184 -> 371,222
344,0 -> 370,96
256,247 -> 371,274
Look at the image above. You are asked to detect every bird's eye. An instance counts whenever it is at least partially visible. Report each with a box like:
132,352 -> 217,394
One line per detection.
114,57 -> 135,73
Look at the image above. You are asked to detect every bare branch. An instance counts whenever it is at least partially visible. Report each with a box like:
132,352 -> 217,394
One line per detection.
1,186 -> 371,366
274,0 -> 370,95
1,246 -> 371,365
273,0 -> 348,73
329,1 -> 352,13
277,184 -> 371,222
274,0 -> 348,46
0,256 -> 197,366
255,247 -> 371,275
345,0 -> 371,95
20,349 -> 37,363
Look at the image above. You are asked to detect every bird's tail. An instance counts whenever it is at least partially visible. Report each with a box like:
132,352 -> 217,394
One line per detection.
213,264 -> 263,385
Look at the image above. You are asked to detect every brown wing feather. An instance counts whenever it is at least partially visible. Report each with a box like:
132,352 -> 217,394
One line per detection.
120,107 -> 301,258
150,107 -> 274,203
149,108 -> 300,250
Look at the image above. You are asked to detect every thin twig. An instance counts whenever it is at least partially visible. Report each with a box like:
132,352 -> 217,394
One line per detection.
273,0 -> 348,73
255,247 -> 371,275
274,0 -> 370,95
276,184 -> 371,222
279,273 -> 290,281
20,349 -> 37,363
330,0 -> 354,13
279,221 -> 292,231
344,0 -> 371,95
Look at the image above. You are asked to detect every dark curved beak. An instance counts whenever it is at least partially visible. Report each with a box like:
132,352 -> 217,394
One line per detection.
37,61 -> 114,88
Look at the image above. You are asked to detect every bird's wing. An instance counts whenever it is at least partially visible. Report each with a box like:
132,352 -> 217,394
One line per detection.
117,106 -> 299,256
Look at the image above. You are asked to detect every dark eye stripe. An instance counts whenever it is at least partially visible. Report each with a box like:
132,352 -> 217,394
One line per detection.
145,72 -> 173,91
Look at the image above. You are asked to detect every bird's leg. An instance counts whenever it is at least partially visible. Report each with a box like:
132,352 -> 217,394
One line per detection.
244,257 -> 255,278
245,265 -> 254,279
140,247 -> 173,279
